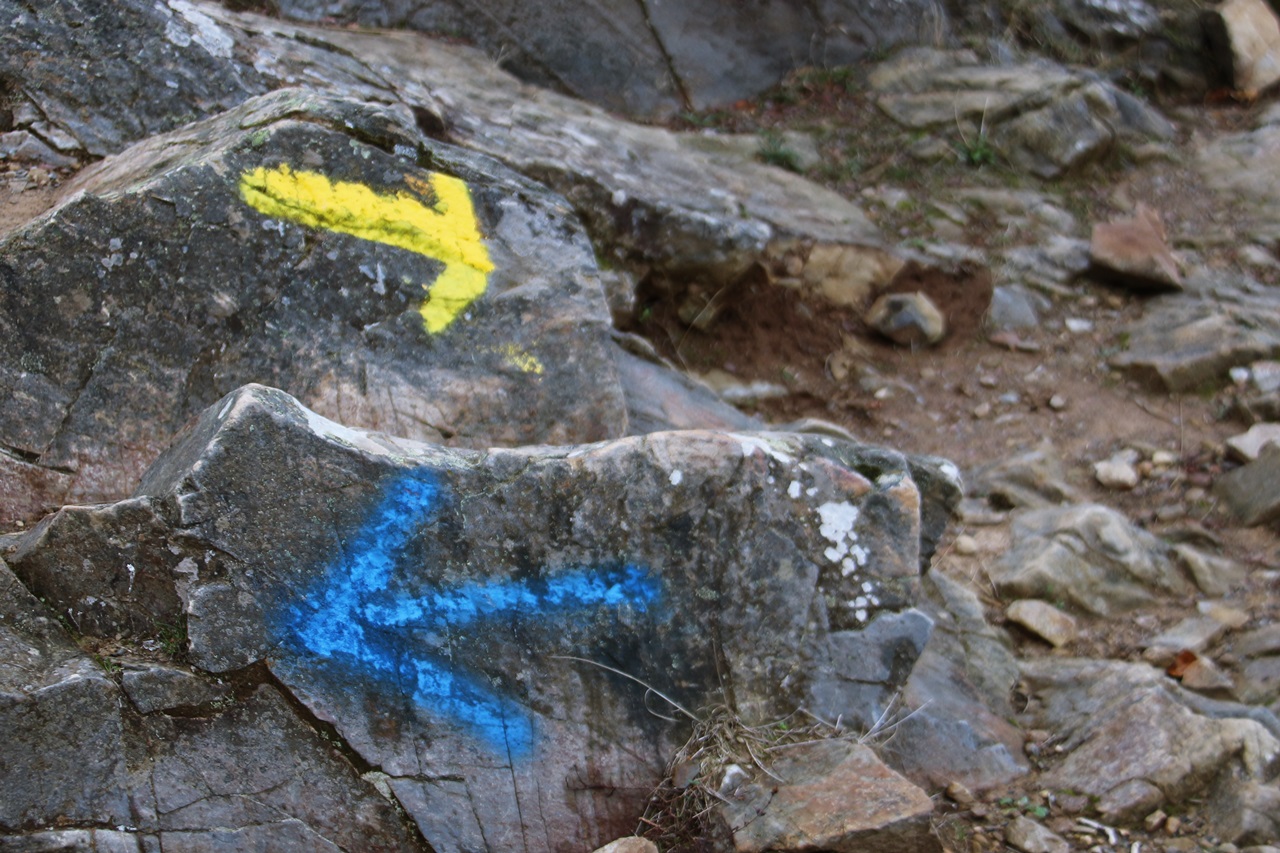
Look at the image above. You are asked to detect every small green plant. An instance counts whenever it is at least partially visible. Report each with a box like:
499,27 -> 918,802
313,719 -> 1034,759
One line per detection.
957,129 -> 996,167
757,131 -> 803,173
156,616 -> 189,661
93,654 -> 122,676
997,795 -> 1050,820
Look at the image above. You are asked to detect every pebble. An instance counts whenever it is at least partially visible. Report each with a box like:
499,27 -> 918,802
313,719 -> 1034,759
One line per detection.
1064,317 -> 1094,333
1144,810 -> 1167,832
953,534 -> 979,555
1007,599 -> 1078,647
1093,459 -> 1139,490
1048,394 -> 1067,410
946,780 -> 976,806
973,402 -> 992,419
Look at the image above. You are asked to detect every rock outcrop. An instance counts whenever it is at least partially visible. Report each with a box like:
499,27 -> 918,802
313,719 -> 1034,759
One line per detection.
1,383 -> 955,850
257,0 -> 950,118
0,89 -> 626,521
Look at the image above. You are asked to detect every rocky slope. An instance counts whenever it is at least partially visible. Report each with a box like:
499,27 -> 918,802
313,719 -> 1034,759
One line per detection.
2,1 -> 1280,851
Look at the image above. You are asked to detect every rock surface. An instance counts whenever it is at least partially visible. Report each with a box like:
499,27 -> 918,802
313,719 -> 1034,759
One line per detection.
1088,203 -> 1183,291
1204,0 -> 1280,97
2,383 -> 950,850
1021,658 -> 1280,826
260,0 -> 950,118
0,89 -> 626,520
716,739 -> 940,852
869,48 -> 1173,178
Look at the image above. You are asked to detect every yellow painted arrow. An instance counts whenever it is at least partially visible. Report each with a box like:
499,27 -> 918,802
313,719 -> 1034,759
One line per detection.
239,164 -> 494,334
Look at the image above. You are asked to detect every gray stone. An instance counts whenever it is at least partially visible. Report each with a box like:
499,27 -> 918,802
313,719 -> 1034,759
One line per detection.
990,504 -> 1193,616
715,739 -> 939,853
1093,458 -> 1141,490
0,830 -> 143,852
1216,444 -> 1280,526
1174,544 -> 1248,598
1021,658 -> 1280,824
1210,779 -> 1280,845
970,444 -> 1084,509
120,663 -> 231,715
885,571 -> 1028,792
1150,617 -> 1228,654
130,683 -> 418,850
1236,623 -> 1280,658
0,89 -> 627,523
0,560 -> 129,831
0,0 -> 266,158
610,336 -> 762,436
263,0 -> 949,119
1005,814 -> 1070,853
1110,293 -> 1280,392
985,285 -> 1051,332
0,131 -> 80,169
10,383 -> 943,850
870,49 -> 1172,179
1226,423 -> 1280,462
592,839 -> 657,853
1198,121 -> 1280,245
1241,657 -> 1280,704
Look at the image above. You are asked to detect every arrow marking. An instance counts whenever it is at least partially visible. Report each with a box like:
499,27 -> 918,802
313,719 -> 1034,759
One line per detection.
283,470 -> 662,759
239,165 -> 495,334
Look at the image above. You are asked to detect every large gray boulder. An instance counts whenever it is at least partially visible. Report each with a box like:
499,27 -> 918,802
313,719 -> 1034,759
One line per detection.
0,89 -> 626,522
3,383 -> 955,851
256,0 -> 950,118
0,0 -> 267,160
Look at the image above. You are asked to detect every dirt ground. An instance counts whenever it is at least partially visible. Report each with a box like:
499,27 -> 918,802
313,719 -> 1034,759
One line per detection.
633,69 -> 1280,852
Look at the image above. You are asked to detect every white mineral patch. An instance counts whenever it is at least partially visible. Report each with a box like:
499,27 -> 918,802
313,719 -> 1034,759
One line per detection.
669,470 -> 683,486
788,480 -> 801,499
729,433 -> 795,465
305,409 -> 392,457
169,0 -> 235,58
817,501 -> 861,564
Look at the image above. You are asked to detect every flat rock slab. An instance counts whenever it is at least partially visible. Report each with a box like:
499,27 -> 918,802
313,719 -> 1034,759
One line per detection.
991,504 -> 1196,616
5,383 -> 953,851
1110,291 -> 1280,392
1088,203 -> 1182,291
869,48 -> 1172,179
1197,109 -> 1280,244
1021,658 -> 1280,827
0,89 -> 625,521
0,559 -> 127,830
1215,444 -> 1280,526
718,739 -> 939,852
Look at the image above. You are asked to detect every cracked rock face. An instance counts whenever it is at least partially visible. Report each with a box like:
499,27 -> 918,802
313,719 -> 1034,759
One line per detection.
0,89 -> 626,522
3,383 -> 949,851
259,0 -> 950,118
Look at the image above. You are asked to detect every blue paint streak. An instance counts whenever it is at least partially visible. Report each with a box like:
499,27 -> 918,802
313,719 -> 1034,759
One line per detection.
283,470 -> 663,760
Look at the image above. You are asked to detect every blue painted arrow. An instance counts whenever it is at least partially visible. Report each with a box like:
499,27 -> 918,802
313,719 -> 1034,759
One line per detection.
281,470 -> 663,760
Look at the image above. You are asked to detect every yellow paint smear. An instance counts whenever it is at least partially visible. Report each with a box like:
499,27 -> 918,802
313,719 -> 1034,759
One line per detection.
497,344 -> 544,375
239,164 -> 494,333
